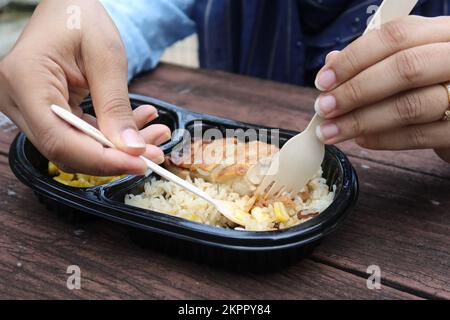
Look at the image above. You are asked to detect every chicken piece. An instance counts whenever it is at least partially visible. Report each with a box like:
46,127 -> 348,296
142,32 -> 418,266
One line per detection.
254,195 -> 296,209
300,185 -> 311,202
165,138 -> 279,195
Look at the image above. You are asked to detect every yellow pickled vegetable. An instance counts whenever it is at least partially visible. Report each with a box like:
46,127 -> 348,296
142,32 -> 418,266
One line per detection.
59,171 -> 75,181
48,162 -> 125,188
48,162 -> 59,176
274,202 -> 289,223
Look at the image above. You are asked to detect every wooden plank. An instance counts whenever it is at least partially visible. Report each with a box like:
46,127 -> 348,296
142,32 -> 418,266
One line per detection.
313,157 -> 450,299
0,156 -> 418,299
130,64 -> 450,179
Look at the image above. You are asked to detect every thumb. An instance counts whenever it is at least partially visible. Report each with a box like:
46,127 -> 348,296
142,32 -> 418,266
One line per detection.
83,34 -> 145,156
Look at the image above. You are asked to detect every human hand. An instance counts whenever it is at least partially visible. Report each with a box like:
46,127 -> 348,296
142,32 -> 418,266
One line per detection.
314,16 -> 450,163
0,0 -> 170,175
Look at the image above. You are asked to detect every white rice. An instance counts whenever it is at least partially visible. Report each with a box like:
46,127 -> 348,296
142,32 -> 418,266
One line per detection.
125,169 -> 334,232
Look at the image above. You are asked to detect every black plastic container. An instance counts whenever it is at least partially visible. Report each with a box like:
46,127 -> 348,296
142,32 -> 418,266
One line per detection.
9,94 -> 359,271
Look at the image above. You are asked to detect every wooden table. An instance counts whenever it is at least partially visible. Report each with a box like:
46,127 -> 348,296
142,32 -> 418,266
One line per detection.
0,64 -> 449,299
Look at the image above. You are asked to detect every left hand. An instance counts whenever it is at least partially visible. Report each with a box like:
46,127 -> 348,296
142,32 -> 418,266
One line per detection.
313,15 -> 450,163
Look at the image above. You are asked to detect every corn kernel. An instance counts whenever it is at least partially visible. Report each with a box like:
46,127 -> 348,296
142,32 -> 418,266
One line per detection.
49,162 -> 125,188
274,202 -> 289,223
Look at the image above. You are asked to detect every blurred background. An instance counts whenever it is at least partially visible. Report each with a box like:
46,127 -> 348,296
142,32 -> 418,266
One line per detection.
0,0 -> 199,67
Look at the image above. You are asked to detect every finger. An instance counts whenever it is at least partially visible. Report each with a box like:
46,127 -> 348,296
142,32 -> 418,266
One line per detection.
325,50 -> 340,64
75,105 -> 159,130
316,85 -> 449,144
68,87 -> 89,112
70,105 -> 83,117
13,81 -> 147,175
46,124 -> 148,175
315,51 -> 341,89
314,50 -> 341,91
143,145 -> 165,164
315,42 -> 450,119
133,104 -> 159,129
68,97 -> 96,126
68,104 -> 98,128
52,161 -> 78,174
355,121 -> 450,150
315,16 -> 450,91
27,111 -> 148,175
59,136 -> 146,176
81,113 -> 98,128
140,124 -> 172,146
82,18 -> 145,156
4,61 -> 145,175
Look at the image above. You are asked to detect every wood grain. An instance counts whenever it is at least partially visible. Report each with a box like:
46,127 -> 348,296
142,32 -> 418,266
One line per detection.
0,63 -> 448,299
314,157 -> 450,299
0,156 -> 418,299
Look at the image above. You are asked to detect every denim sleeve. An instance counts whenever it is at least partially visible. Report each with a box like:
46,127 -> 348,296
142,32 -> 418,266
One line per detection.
99,0 -> 196,80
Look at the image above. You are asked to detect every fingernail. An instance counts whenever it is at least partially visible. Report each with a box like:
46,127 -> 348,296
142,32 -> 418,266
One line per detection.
154,131 -> 172,146
156,154 -> 165,164
121,128 -> 146,148
316,122 -> 339,141
148,106 -> 159,117
149,112 -> 159,122
314,95 -> 336,117
142,105 -> 159,119
325,50 -> 340,64
315,69 -> 336,91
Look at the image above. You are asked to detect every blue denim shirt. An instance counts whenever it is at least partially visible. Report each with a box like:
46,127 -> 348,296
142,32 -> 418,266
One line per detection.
100,0 -> 450,86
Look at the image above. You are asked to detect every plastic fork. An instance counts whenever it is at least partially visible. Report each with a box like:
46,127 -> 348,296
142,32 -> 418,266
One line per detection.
257,0 -> 418,199
50,104 -> 249,227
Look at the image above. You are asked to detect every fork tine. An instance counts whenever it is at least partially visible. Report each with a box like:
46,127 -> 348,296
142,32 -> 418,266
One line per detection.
256,176 -> 274,197
267,182 -> 283,198
274,186 -> 286,198
262,182 -> 276,200
265,184 -> 276,199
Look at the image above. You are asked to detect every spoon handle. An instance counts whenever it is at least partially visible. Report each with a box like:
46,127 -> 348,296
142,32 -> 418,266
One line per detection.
50,104 -> 216,204
138,155 -> 215,203
365,0 -> 418,34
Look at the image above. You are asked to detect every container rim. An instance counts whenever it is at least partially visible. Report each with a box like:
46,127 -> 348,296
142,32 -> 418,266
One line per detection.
8,95 -> 359,251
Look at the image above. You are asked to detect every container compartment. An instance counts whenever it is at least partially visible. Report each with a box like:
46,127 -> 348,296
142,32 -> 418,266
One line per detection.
9,94 -> 359,271
80,94 -> 185,152
101,120 -> 355,247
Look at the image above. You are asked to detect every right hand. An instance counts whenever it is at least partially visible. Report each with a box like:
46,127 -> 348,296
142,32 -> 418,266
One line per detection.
0,0 -> 170,175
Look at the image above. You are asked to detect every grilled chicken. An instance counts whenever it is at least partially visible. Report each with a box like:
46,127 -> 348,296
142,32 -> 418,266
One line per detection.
165,138 -> 279,196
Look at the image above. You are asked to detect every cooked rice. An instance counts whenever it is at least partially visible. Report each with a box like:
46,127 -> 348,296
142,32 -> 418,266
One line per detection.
125,169 -> 334,232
